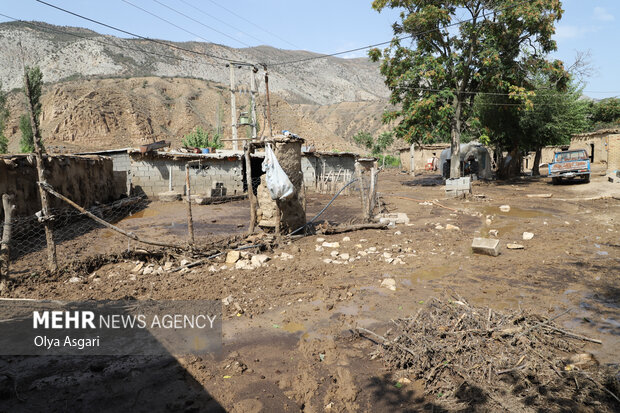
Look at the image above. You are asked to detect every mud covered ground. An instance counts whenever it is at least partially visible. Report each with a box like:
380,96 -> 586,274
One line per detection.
1,169 -> 619,412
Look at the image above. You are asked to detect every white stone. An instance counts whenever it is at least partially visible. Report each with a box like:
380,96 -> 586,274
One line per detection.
280,252 -> 294,260
383,252 -> 392,259
340,253 -> 350,260
315,245 -> 324,252
380,278 -> 396,291
208,265 -> 218,272
435,225 -> 444,230
322,242 -> 340,248
323,258 -> 333,264
375,213 -> 410,225
499,205 -> 511,212
358,251 -> 367,257
330,250 -> 340,258
317,237 -> 326,242
163,261 -> 173,271
68,277 -> 82,283
251,254 -> 270,267
385,258 -> 394,264
180,259 -> 190,266
488,229 -> 499,237
360,239 -> 368,242
223,295 -> 233,305
522,232 -> 534,240
342,236 -> 351,242
235,260 -> 255,270
472,237 -> 500,257
131,262 -> 144,273
394,231 -> 402,235
485,218 -> 493,226
507,243 -> 525,250
445,224 -> 460,231
368,247 -> 377,252
142,266 -> 154,275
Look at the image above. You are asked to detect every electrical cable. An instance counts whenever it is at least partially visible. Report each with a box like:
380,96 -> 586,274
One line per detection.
33,0 -> 251,63
289,178 -> 358,236
154,0 -> 266,47
121,0 -> 250,48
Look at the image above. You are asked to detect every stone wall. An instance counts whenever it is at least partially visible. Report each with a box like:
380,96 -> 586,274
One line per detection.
569,134 -> 609,164
128,153 -> 244,198
301,153 -> 357,190
0,155 -> 121,218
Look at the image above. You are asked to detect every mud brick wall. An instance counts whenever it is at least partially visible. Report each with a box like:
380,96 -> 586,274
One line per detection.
608,135 -> 620,171
129,154 -> 244,198
301,154 -> 357,190
0,155 -> 122,218
569,135 -> 608,164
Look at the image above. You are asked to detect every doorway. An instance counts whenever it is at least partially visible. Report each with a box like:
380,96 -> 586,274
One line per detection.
590,143 -> 595,163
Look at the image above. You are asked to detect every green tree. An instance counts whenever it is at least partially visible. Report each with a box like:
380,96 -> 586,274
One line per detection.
370,0 -> 565,178
372,131 -> 394,154
589,98 -> 620,128
20,66 -> 44,153
476,75 -> 589,176
0,82 -> 8,154
353,131 -> 374,149
182,126 -> 223,149
19,114 -> 34,152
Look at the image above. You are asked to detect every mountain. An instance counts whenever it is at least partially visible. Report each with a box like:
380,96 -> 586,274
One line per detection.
0,21 -> 395,152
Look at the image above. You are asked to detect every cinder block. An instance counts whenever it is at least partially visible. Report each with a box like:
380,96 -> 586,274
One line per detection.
472,238 -> 500,256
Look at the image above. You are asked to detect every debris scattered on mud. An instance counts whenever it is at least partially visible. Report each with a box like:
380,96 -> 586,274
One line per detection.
358,294 -> 620,411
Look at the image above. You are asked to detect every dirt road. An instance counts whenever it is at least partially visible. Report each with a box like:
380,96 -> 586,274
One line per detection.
1,170 -> 618,412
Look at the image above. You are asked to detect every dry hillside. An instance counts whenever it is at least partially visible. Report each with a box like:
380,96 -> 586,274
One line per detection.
4,77 -> 393,152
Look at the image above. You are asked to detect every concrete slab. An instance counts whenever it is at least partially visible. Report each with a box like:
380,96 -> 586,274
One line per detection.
472,237 -> 500,256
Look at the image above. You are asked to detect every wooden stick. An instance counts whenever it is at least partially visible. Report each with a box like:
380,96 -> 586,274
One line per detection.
41,183 -> 186,250
542,325 -> 602,344
185,163 -> 195,245
23,70 -> 57,271
1,194 -> 16,293
368,167 -> 377,220
355,162 -> 366,219
357,327 -> 416,356
319,223 -> 389,234
388,195 -> 461,213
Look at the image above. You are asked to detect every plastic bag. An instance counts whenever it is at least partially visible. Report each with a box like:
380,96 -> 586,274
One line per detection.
262,144 -> 295,200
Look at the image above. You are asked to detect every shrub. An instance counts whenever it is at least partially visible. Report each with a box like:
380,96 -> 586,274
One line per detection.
182,126 -> 222,149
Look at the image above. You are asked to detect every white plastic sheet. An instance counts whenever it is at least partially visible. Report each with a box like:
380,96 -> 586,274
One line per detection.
262,144 -> 294,200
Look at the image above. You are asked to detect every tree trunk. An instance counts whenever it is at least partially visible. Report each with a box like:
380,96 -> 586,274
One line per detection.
1,194 -> 16,294
531,147 -> 542,176
450,99 -> 463,179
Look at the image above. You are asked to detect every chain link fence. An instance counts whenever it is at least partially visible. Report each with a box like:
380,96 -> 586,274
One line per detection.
1,170 -> 378,274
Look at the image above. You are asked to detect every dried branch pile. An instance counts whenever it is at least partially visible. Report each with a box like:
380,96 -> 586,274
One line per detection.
360,295 -> 619,411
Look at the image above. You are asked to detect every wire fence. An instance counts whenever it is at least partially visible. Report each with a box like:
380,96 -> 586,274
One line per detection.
1,171 -> 378,273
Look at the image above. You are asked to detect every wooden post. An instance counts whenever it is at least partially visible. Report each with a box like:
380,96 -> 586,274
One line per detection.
410,143 -> 415,176
168,165 -> 173,192
185,164 -> 194,245
24,71 -> 57,271
368,167 -> 377,221
355,162 -> 366,220
0,194 -> 16,293
244,143 -> 257,234
275,200 -> 281,237
229,64 -> 239,150
250,66 -> 258,141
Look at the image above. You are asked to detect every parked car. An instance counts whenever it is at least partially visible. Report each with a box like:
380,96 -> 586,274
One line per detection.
548,149 -> 590,184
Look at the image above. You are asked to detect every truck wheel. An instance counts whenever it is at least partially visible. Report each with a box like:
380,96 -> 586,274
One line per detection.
552,177 -> 560,185
583,174 -> 590,183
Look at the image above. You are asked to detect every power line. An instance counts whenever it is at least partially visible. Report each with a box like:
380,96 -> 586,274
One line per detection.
0,13 -> 198,65
198,0 -> 301,50
33,0 -> 248,63
121,0 -> 250,48
266,0 -> 532,66
155,0 -> 266,47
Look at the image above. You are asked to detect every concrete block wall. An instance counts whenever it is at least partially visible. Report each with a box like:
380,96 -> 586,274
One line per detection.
129,155 -> 244,198
301,156 -> 318,188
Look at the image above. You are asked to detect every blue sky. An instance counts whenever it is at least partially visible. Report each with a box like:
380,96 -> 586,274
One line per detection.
1,0 -> 618,98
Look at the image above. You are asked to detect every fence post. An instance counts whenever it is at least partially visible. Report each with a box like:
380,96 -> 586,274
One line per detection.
185,163 -> 195,245
24,71 -> 57,271
1,194 -> 15,293
355,161 -> 366,220
244,143 -> 257,234
368,167 -> 377,221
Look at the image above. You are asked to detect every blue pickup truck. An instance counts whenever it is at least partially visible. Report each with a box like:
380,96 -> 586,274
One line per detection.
548,149 -> 590,184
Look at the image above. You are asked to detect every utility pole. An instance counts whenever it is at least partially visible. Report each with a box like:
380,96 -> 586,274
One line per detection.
228,64 -> 238,151
250,66 -> 258,140
263,65 -> 273,138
